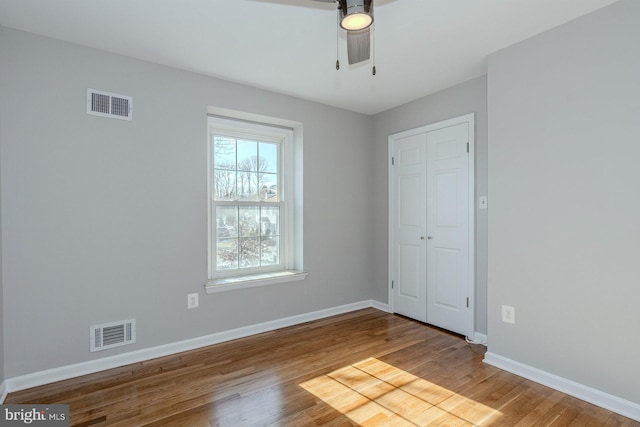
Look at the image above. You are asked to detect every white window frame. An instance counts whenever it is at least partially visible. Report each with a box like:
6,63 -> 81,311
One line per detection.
206,116 -> 305,292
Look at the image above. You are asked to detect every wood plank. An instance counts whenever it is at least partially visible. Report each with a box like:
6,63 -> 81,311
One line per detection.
5,309 -> 639,426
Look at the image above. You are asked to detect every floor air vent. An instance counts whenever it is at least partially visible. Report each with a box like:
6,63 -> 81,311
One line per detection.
87,88 -> 133,120
90,319 -> 136,352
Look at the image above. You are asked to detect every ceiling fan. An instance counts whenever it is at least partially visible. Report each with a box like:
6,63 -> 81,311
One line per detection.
309,0 -> 376,74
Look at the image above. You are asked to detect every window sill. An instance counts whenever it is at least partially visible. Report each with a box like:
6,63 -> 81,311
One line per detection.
205,270 -> 308,294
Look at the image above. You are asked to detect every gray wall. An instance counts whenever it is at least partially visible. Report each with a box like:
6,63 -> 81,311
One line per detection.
0,39 -> 4,386
0,111 -> 3,386
487,0 -> 640,404
0,27 -> 374,377
372,76 -> 488,335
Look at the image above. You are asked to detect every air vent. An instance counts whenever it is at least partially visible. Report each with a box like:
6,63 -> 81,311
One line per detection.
90,319 -> 136,352
87,88 -> 133,120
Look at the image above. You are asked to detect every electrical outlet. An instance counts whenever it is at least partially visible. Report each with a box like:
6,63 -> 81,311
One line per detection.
502,305 -> 515,324
187,293 -> 199,309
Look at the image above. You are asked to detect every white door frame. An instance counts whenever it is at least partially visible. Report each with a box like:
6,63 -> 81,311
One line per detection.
388,113 -> 475,337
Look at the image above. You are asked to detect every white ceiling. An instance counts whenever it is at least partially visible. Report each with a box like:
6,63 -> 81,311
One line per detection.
0,0 -> 620,115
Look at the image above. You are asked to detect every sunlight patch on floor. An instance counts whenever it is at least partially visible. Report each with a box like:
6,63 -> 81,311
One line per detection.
300,357 -> 502,426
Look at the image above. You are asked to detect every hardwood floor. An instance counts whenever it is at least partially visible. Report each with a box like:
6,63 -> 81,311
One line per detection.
6,308 -> 638,426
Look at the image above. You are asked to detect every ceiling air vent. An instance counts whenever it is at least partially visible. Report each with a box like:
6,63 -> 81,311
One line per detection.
90,319 -> 136,352
87,88 -> 133,120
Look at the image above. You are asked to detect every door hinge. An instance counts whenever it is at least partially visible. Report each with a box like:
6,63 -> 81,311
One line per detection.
466,297 -> 469,308
466,142 -> 469,153
391,156 -> 395,166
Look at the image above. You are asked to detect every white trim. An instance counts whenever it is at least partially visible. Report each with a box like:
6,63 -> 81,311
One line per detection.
4,300 -> 385,393
0,381 -> 7,403
387,139 -> 394,315
472,332 -> 487,345
484,352 -> 640,422
388,113 -> 476,337
371,300 -> 390,312
466,115 -> 476,339
205,270 -> 307,293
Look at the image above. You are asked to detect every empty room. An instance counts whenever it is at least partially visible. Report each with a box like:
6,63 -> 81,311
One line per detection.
0,0 -> 638,425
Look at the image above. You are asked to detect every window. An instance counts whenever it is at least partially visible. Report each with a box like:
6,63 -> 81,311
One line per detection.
207,115 -> 304,292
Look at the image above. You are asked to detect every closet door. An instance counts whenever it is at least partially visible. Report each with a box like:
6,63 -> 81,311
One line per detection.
389,115 -> 474,337
390,131 -> 428,322
426,122 -> 471,335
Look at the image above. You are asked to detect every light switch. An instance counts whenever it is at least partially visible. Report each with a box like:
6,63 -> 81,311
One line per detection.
479,196 -> 488,210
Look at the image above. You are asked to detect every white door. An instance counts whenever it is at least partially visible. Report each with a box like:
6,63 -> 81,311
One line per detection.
390,132 -> 427,322
426,123 -> 471,335
389,115 -> 474,337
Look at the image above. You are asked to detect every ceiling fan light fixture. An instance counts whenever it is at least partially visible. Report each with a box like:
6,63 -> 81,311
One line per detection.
340,1 -> 373,31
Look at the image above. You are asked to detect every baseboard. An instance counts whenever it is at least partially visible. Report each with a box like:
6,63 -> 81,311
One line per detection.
471,332 -> 487,345
370,300 -> 390,312
0,381 -> 7,403
5,300 -> 386,394
484,352 -> 640,422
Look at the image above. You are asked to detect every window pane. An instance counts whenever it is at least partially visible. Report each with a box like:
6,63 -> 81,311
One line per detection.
261,237 -> 279,266
260,207 -> 279,237
237,172 -> 259,201
237,139 -> 258,171
239,237 -> 260,268
261,207 -> 280,267
213,136 -> 236,170
239,207 -> 260,237
258,173 -> 278,201
259,142 -> 278,174
216,206 -> 238,238
216,238 -> 238,270
214,170 -> 236,201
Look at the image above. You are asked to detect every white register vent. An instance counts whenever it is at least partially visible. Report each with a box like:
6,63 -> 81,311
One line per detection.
90,319 -> 136,352
87,88 -> 133,120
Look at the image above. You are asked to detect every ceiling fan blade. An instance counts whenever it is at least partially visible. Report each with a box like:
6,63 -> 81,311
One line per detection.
347,28 -> 370,64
